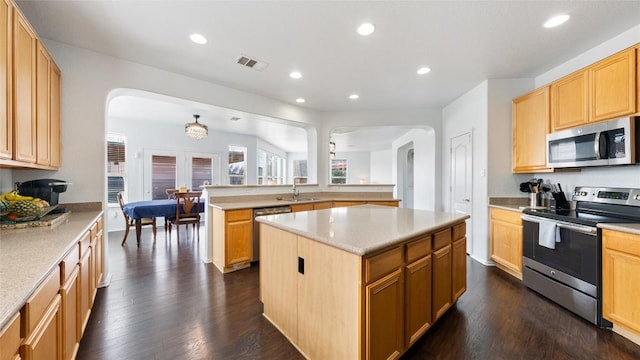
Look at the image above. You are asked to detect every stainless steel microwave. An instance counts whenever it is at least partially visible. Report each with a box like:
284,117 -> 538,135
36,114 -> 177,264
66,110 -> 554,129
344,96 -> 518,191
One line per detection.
547,117 -> 640,168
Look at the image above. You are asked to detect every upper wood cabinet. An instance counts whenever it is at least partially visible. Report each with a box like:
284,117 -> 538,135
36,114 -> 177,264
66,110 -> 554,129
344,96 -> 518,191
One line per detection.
550,70 -> 589,131
589,48 -> 636,122
512,86 -> 551,173
0,1 -> 61,169
0,0 -> 11,160
12,6 -> 37,163
636,45 -> 640,117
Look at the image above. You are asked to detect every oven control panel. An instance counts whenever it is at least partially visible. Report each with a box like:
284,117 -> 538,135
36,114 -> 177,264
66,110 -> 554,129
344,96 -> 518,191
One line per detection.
573,187 -> 640,206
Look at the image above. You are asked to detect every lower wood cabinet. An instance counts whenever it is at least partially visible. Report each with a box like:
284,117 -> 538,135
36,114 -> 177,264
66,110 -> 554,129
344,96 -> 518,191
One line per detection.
261,220 -> 466,360
212,208 -> 253,273
490,208 -> 523,279
602,229 -> 640,337
0,313 -> 21,360
21,295 -> 62,360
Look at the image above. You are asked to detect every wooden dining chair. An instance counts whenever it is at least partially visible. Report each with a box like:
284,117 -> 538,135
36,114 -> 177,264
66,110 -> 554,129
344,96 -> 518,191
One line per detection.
167,191 -> 202,240
117,192 -> 157,246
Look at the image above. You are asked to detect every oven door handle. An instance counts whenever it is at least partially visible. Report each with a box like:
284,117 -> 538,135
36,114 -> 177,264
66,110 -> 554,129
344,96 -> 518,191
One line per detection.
521,214 -> 597,236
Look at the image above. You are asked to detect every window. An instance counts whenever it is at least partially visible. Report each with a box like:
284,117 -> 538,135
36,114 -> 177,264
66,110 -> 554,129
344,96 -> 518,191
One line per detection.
228,145 -> 246,185
191,157 -> 212,190
258,149 -> 285,185
151,155 -> 176,199
331,159 -> 348,184
293,160 -> 308,184
106,134 -> 126,204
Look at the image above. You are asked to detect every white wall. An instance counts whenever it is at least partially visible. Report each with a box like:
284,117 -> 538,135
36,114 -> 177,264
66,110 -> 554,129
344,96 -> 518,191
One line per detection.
392,128 -> 436,211
533,24 -> 640,191
370,149 -> 392,184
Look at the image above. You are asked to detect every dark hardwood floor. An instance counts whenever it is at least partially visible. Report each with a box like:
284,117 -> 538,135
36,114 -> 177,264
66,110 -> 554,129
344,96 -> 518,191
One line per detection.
77,227 -> 640,359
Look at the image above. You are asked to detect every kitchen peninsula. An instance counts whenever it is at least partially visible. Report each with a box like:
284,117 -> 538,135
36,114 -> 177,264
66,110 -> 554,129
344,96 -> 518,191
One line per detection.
257,205 -> 469,360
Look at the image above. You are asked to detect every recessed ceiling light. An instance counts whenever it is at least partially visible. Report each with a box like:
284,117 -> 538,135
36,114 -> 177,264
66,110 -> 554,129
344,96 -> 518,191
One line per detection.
417,67 -> 431,75
289,71 -> 302,79
349,94 -> 359,100
189,33 -> 208,45
544,14 -> 570,28
295,98 -> 306,103
357,23 -> 375,36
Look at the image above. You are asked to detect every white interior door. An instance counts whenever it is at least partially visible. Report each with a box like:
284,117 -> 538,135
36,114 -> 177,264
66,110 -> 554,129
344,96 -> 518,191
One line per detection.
451,132 -> 472,253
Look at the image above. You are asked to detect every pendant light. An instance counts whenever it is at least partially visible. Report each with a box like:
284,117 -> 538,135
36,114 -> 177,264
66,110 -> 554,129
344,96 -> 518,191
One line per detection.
185,114 -> 208,140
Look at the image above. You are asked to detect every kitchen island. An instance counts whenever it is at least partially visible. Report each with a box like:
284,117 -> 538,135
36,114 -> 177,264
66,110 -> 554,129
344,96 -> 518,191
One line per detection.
257,205 -> 469,360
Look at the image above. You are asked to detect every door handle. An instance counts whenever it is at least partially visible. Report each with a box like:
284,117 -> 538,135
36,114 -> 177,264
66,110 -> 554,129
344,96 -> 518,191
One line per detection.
464,199 -> 470,202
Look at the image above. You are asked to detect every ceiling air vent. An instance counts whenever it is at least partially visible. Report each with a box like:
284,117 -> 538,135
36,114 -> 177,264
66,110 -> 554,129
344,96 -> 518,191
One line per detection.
236,54 -> 269,71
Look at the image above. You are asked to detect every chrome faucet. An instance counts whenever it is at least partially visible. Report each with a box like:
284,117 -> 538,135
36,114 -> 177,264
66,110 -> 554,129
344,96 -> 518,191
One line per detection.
292,178 -> 300,199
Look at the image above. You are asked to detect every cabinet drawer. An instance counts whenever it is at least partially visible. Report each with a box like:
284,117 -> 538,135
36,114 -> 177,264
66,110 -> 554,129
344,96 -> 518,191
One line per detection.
90,221 -> 98,239
603,229 -> 640,257
0,313 -> 21,360
490,208 -> 522,225
79,231 -> 91,256
60,244 -> 79,282
452,222 -> 466,241
226,209 -> 252,222
433,228 -> 452,250
365,246 -> 403,283
21,266 -> 60,336
406,235 -> 432,264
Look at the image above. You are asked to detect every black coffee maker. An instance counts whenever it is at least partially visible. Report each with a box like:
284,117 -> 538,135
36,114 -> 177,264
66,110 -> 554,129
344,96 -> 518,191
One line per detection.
17,179 -> 71,213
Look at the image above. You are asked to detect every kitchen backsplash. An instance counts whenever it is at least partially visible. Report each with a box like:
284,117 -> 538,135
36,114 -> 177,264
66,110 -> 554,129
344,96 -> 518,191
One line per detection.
535,164 -> 640,194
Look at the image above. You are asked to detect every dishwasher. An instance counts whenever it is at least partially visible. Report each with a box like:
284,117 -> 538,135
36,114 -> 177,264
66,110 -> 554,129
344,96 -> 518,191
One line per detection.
252,205 -> 291,262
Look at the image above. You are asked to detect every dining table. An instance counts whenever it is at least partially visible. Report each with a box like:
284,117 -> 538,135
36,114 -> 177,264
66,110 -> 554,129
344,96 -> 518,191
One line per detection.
122,198 -> 205,244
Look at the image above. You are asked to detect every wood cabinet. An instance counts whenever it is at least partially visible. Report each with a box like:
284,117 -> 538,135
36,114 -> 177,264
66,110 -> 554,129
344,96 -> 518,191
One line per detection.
12,6 -> 36,163
636,45 -> 640,117
550,70 -> 589,131
366,268 -> 404,360
333,200 -> 366,208
512,86 -> 551,173
312,201 -> 332,210
0,313 -> 21,360
0,0 -> 11,160
369,200 -> 399,207
78,231 -> 91,336
452,223 -> 467,302
60,254 -> 79,360
20,266 -> 62,360
35,41 -> 61,167
1,1 -> 61,169
290,203 -> 313,212
589,48 -> 636,122
490,208 -> 523,279
212,208 -> 253,273
602,229 -> 640,337
261,220 -> 466,360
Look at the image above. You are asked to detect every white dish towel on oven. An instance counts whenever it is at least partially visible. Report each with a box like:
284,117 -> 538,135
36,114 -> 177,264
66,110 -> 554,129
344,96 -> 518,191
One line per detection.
538,218 -> 560,249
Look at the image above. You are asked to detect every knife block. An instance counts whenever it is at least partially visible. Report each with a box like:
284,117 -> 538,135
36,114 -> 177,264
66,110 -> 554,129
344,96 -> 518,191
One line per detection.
552,192 -> 570,210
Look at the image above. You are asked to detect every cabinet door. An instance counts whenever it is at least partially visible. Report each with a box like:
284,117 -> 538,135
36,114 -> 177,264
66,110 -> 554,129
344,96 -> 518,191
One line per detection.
313,201 -> 332,210
12,8 -> 36,163
366,268 -> 404,360
259,225 -> 298,342
94,229 -> 103,287
21,295 -> 62,360
452,237 -> 467,301
0,312 -> 20,360
589,48 -> 636,121
602,230 -> 640,333
225,219 -> 252,266
368,201 -> 399,207
405,255 -> 431,347
291,203 -> 313,212
432,244 -> 452,321
512,86 -> 550,173
0,0 -> 11,159
49,62 -> 60,168
551,71 -> 588,131
61,267 -> 79,360
490,209 -> 523,277
35,42 -> 51,165
79,249 -> 91,335
333,201 -> 366,208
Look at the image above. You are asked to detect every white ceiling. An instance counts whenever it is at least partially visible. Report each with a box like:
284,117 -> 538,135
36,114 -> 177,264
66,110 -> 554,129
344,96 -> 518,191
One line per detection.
15,1 -> 640,151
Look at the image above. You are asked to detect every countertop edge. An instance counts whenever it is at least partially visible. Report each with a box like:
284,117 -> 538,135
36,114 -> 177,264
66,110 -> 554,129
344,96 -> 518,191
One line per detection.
210,197 -> 401,211
598,223 -> 640,235
488,204 -> 525,212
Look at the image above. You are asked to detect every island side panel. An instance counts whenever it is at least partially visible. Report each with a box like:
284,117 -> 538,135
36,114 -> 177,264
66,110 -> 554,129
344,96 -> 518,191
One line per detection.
297,235 -> 362,360
260,224 -> 299,344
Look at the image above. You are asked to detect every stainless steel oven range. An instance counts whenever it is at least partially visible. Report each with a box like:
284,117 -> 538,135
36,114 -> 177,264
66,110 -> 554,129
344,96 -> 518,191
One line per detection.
522,186 -> 640,327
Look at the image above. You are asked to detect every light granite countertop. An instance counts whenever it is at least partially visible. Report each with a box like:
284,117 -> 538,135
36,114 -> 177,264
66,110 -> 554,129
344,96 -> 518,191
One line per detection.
598,223 -> 640,235
0,210 -> 103,331
256,204 -> 469,256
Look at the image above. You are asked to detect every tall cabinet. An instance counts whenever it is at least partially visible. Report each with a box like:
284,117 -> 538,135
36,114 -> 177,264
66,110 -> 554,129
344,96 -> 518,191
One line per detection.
512,86 -> 550,173
1,0 -> 11,160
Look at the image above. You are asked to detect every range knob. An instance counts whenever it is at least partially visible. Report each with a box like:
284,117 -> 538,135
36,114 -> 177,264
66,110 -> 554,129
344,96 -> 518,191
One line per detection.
634,194 -> 640,201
